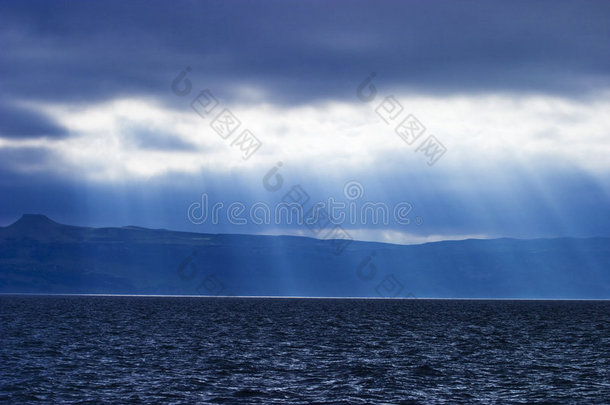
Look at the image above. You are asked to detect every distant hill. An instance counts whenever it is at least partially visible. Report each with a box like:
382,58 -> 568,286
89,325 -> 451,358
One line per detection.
0,214 -> 609,298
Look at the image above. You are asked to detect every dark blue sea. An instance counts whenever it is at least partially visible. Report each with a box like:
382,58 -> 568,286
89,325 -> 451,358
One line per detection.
1,296 -> 609,404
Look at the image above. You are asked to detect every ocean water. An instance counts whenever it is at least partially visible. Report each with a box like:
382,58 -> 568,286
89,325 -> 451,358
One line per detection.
1,296 -> 609,404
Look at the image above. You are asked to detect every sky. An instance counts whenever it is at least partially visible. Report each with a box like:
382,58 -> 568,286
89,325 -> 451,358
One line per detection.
1,0 -> 609,244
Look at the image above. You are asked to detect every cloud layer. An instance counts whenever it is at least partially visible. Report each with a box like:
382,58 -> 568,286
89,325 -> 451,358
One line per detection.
1,0 -> 609,243
1,0 -> 609,106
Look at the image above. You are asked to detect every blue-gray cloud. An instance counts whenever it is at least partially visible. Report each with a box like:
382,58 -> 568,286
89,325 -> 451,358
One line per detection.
1,0 -> 609,241
0,0 -> 609,107
0,102 -> 67,138
0,146 -> 56,175
124,126 -> 196,151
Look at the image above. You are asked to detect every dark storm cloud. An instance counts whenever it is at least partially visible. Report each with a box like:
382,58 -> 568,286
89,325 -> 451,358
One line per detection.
0,0 -> 609,106
0,102 -> 67,139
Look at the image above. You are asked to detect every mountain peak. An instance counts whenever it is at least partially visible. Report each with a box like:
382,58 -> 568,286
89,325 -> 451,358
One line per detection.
0,214 -> 80,242
11,214 -> 60,228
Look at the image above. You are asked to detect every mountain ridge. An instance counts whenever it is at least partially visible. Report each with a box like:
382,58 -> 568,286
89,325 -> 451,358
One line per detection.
0,214 -> 609,298
2,213 -> 606,246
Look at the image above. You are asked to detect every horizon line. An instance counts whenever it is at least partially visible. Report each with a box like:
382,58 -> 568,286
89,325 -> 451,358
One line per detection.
1,293 -> 609,301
